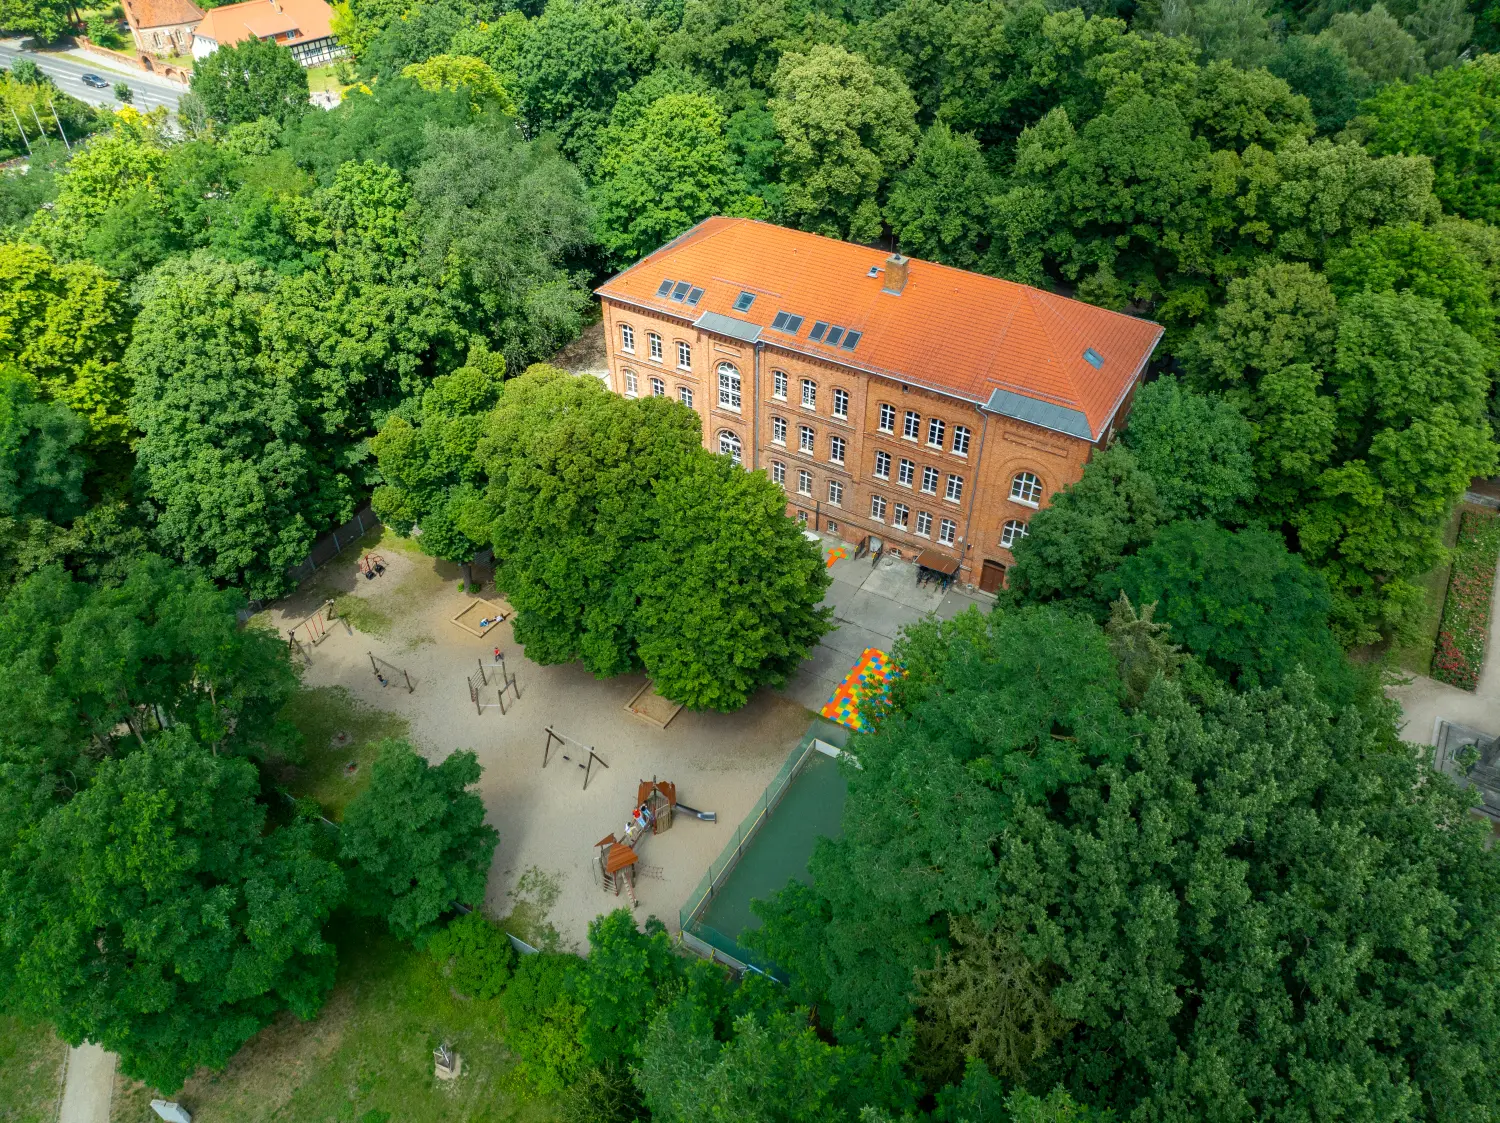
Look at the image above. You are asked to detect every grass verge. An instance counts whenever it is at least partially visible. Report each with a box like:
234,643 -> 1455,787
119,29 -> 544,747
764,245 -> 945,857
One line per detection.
111,919 -> 558,1123
276,686 -> 410,819
1432,509 -> 1500,690
0,1014 -> 66,1123
1391,504 -> 1470,676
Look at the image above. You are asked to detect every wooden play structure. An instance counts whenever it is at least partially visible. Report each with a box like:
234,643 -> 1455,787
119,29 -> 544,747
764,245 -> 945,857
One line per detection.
468,656 -> 521,714
450,597 -> 510,638
368,651 -> 414,693
594,779 -> 715,906
542,726 -> 608,789
287,599 -> 344,657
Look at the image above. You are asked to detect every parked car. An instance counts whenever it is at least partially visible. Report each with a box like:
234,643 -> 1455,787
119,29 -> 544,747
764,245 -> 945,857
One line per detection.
80,73 -> 109,89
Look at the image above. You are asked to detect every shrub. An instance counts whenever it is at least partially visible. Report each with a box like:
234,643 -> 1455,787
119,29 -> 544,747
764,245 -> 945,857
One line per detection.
427,911 -> 516,1000
1432,511 -> 1500,690
499,953 -> 587,1094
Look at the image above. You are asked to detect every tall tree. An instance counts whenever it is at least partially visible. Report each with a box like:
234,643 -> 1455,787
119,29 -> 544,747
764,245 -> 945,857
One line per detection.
595,91 -> 758,269
1118,375 -> 1255,522
884,122 -> 993,270
0,730 -> 343,1093
190,36 -> 311,128
769,44 -> 919,241
339,738 -> 497,942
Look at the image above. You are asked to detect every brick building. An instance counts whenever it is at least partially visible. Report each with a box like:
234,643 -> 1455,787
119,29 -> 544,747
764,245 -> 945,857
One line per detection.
595,218 -> 1163,592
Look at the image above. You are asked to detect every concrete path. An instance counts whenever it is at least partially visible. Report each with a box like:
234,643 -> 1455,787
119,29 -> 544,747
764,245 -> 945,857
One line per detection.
57,1042 -> 114,1123
781,534 -> 988,710
1388,551 -> 1500,745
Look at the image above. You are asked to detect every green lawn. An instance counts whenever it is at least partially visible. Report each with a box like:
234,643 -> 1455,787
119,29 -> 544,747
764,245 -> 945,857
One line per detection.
0,1014 -> 66,1123
1391,504 -> 1473,676
306,64 -> 348,96
112,921 -> 559,1123
275,685 -> 411,820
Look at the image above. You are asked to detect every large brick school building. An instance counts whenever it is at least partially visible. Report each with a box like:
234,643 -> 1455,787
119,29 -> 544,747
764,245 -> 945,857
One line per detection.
595,218 -> 1163,592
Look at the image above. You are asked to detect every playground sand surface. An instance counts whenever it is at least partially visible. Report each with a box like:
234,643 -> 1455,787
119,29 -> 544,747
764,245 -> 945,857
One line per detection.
264,533 -> 812,950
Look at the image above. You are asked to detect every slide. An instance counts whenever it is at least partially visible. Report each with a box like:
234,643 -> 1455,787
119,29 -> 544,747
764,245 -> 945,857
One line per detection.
674,803 -> 717,823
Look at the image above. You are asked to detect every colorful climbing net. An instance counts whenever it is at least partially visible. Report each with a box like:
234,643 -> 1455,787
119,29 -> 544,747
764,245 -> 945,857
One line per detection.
820,647 -> 903,731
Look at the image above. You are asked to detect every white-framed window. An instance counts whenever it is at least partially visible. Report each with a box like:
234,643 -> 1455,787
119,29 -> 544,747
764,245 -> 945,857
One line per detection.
945,474 -> 963,502
827,519 -> 839,533
903,410 -> 921,439
798,510 -> 808,527
1011,471 -> 1043,506
915,510 -> 932,536
620,323 -> 635,353
833,388 -> 849,419
892,502 -> 909,529
649,332 -> 663,362
898,458 -> 915,487
870,494 -> 887,521
798,469 -> 812,496
927,418 -> 945,448
952,425 -> 971,456
878,403 -> 895,433
802,380 -> 817,409
650,377 -> 665,397
938,518 -> 956,545
679,386 -> 694,408
624,370 -> 638,396
1001,519 -> 1028,548
921,466 -> 939,494
773,370 -> 787,399
828,479 -> 843,506
874,450 -> 891,479
829,435 -> 845,464
719,429 -> 742,464
773,416 -> 787,444
718,362 -> 741,410
771,460 -> 785,486
677,341 -> 692,370
799,426 -> 815,454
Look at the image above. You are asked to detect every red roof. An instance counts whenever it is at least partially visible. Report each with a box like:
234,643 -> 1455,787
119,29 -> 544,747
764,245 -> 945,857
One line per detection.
121,0 -> 203,30
194,0 -> 333,46
596,218 -> 1164,441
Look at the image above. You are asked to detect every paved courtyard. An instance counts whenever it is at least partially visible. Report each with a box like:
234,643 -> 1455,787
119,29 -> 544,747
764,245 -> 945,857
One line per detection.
781,532 -> 990,710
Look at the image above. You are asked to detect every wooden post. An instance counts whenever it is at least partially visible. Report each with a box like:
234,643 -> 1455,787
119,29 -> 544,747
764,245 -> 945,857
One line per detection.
404,669 -> 413,693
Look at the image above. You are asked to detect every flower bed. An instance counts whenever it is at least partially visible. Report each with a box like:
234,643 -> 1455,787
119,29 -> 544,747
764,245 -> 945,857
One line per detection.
1432,510 -> 1500,690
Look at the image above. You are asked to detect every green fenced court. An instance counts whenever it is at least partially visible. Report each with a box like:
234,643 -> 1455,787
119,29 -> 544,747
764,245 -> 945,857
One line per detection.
679,719 -> 851,975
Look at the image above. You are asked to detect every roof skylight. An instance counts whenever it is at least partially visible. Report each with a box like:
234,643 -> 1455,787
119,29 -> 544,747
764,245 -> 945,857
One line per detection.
770,311 -> 804,334
733,291 -> 756,312
1082,347 -> 1103,369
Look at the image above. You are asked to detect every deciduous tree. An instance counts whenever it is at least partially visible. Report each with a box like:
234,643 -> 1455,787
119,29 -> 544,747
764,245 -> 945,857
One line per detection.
190,36 -> 311,128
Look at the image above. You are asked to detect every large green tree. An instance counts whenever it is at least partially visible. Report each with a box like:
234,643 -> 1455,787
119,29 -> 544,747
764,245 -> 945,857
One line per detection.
754,605 -> 1500,1120
0,730 -> 343,1092
595,91 -> 758,269
884,122 -> 993,271
190,36 -> 311,129
0,366 -> 86,589
768,44 -> 919,241
339,738 -> 497,943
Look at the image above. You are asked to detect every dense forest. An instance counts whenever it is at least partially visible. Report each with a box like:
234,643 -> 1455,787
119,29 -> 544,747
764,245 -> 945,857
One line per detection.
1,0 -> 1500,1116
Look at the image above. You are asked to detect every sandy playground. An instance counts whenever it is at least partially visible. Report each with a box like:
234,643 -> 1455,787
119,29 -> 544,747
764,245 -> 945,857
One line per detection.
263,532 -> 815,950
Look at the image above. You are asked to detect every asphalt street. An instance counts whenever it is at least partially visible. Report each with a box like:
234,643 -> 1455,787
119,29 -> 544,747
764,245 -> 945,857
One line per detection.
0,39 -> 184,114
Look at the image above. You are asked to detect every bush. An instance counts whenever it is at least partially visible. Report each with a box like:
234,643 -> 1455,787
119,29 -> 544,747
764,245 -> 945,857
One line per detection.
498,953 -> 587,1095
427,911 -> 516,1000
1432,511 -> 1500,690
113,82 -> 131,103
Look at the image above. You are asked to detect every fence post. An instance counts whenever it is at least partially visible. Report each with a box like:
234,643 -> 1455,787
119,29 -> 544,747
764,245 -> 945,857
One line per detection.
332,530 -> 341,555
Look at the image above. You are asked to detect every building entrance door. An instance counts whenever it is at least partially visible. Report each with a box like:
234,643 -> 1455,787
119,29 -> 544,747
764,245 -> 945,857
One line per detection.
979,559 -> 1006,593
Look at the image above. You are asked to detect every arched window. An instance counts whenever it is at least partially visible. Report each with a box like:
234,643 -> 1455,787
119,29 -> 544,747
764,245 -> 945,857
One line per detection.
1010,471 -> 1043,506
718,429 -> 742,464
620,323 -> 635,353
650,377 -> 665,397
648,332 -> 663,361
718,362 -> 741,410
1001,519 -> 1028,548
623,369 -> 638,396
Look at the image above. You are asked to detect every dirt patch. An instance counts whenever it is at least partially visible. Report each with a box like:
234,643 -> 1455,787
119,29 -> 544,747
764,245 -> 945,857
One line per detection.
546,318 -> 605,375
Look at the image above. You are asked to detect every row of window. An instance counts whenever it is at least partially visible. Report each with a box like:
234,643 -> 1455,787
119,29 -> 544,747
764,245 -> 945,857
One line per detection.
624,370 -> 696,409
770,370 -> 851,420
867,493 -> 959,545
870,450 -> 965,501
620,324 -> 694,371
877,404 -> 971,456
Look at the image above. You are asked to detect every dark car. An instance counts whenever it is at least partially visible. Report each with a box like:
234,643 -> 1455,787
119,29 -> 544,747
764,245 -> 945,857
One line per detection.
80,73 -> 109,89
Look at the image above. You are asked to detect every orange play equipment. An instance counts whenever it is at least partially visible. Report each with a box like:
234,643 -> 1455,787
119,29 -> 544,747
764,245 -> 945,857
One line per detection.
595,779 -> 715,906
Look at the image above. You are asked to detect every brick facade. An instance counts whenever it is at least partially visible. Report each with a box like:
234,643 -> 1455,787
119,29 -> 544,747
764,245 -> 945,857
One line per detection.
600,297 -> 1114,591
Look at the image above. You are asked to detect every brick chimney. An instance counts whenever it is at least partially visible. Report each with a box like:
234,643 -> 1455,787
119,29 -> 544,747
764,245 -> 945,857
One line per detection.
881,253 -> 909,295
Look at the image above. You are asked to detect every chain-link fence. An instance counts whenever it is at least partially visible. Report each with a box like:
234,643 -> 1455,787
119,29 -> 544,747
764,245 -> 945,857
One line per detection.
285,506 -> 383,586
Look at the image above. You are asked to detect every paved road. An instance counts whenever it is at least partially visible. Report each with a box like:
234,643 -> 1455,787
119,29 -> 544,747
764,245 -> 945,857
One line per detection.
0,40 -> 184,114
58,1042 -> 115,1123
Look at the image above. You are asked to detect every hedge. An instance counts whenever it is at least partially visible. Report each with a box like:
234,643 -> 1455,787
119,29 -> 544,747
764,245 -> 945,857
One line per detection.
1432,511 -> 1500,690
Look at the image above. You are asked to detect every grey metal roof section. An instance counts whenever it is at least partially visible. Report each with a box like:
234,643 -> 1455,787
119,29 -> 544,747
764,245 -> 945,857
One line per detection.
983,387 -> 1094,441
695,311 -> 763,344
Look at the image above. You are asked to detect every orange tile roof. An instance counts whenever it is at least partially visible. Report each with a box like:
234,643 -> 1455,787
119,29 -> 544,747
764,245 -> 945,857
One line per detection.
122,0 -> 203,30
596,218 -> 1164,441
194,0 -> 333,46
